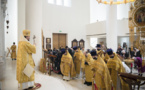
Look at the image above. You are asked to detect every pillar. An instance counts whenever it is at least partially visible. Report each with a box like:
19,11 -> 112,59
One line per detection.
106,4 -> 118,52
18,0 -> 26,41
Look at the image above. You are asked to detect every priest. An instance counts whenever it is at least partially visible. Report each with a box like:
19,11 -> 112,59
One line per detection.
17,30 -> 36,90
91,50 -> 112,90
10,42 -> 17,60
84,52 -> 94,86
107,49 -> 129,90
73,46 -> 83,78
96,44 -> 105,61
60,49 -> 76,81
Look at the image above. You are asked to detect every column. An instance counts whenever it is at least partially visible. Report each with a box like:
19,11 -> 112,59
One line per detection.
0,0 -> 5,60
0,0 -> 5,80
18,0 -> 26,41
106,4 -> 118,52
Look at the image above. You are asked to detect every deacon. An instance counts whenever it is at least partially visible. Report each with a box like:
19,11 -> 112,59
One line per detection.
91,50 -> 112,90
17,30 -> 37,90
60,49 -> 76,81
73,46 -> 83,78
106,49 -> 129,90
84,52 -> 93,86
11,42 -> 17,60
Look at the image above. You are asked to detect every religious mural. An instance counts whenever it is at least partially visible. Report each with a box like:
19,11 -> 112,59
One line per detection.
135,7 -> 145,26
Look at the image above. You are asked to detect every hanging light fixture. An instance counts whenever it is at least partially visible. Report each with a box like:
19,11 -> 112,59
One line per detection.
96,0 -> 135,5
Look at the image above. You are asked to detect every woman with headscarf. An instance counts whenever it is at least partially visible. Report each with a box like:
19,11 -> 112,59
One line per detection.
132,57 -> 145,76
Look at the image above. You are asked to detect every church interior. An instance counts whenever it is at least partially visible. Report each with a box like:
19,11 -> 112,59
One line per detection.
0,0 -> 145,90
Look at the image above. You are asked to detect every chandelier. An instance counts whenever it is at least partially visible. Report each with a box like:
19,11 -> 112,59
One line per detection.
96,0 -> 135,5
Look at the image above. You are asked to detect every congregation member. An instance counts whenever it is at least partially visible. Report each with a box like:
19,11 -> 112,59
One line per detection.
132,57 -> 145,76
73,46 -> 84,78
55,49 -> 62,74
121,49 -> 129,59
10,42 -> 17,60
91,50 -> 112,90
129,47 -> 135,58
60,49 -> 76,81
107,49 -> 129,90
17,30 -> 38,90
71,47 -> 75,58
116,45 -> 123,56
134,48 -> 142,58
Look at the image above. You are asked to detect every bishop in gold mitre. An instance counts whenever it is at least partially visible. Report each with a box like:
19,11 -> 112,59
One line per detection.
16,30 -> 36,90
10,42 -> 17,60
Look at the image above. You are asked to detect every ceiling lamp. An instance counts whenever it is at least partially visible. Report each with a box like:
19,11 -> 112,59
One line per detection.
96,0 -> 135,5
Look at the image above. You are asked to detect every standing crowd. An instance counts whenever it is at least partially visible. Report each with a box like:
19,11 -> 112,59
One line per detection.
41,44 -> 145,90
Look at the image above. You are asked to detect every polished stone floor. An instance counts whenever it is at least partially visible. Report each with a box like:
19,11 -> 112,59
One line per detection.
0,58 -> 91,90
0,57 -> 145,90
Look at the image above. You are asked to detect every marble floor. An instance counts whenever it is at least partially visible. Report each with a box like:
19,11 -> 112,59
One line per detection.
0,58 -> 91,90
0,57 -> 145,90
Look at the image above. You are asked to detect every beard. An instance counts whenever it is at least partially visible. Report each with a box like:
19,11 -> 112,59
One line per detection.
93,57 -> 97,60
110,56 -> 114,58
97,49 -> 101,51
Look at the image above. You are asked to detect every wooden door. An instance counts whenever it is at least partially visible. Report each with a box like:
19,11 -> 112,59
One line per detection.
59,34 -> 66,48
53,33 -> 67,49
53,34 -> 59,49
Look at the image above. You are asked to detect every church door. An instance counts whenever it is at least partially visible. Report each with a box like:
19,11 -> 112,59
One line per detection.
53,33 -> 67,49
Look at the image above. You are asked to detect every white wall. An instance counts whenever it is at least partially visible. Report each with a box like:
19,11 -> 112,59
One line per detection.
86,21 -> 106,35
90,0 -> 106,23
86,20 -> 129,37
90,0 -> 132,23
117,3 -> 130,20
42,0 -> 90,49
117,19 -> 129,36
5,0 -> 17,51
18,0 -> 26,41
26,0 -> 42,68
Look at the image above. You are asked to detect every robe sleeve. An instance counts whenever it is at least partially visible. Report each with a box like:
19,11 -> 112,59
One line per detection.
25,42 -> 36,54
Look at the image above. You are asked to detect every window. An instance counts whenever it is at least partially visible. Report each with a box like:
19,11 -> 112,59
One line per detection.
48,0 -> 55,4
56,0 -> 63,5
47,0 -> 71,7
64,0 -> 71,7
